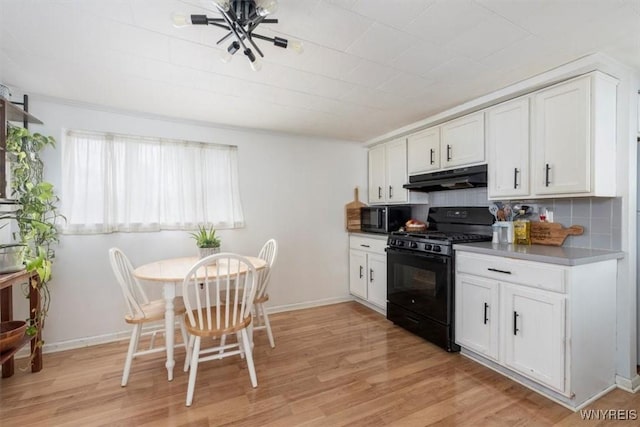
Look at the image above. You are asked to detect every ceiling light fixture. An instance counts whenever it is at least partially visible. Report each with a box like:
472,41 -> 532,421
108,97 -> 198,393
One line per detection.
172,0 -> 303,71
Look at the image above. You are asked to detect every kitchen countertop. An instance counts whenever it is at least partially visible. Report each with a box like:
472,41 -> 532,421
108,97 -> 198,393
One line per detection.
348,231 -> 389,239
453,242 -> 624,266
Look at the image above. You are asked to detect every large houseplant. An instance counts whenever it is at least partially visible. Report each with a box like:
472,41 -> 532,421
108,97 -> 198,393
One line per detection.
5,125 -> 62,347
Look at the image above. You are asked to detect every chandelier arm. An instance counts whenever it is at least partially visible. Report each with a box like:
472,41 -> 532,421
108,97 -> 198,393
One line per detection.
207,21 -> 232,31
215,5 -> 250,52
244,32 -> 264,57
216,31 -> 235,45
251,33 -> 282,43
233,21 -> 264,57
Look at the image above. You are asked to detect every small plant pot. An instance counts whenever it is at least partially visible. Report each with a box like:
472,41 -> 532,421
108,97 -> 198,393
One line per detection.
0,245 -> 25,274
199,247 -> 220,259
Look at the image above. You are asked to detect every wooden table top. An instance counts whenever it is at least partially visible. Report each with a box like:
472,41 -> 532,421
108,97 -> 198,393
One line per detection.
133,256 -> 266,282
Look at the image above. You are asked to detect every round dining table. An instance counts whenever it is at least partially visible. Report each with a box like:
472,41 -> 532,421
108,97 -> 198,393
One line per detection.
133,255 -> 267,381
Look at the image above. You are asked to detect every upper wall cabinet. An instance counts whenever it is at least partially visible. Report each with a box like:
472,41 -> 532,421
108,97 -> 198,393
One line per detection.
488,71 -> 618,200
407,112 -> 485,175
407,126 -> 440,175
440,112 -> 485,169
487,97 -> 530,199
368,138 -> 408,204
532,72 -> 617,197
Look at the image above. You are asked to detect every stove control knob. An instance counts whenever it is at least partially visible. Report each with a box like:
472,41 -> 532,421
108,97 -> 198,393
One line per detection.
397,241 -> 405,247
389,239 -> 395,245
433,245 -> 442,252
424,244 -> 432,250
410,242 -> 418,249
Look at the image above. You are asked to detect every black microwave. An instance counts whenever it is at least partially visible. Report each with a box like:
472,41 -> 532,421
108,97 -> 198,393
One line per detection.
361,206 -> 411,234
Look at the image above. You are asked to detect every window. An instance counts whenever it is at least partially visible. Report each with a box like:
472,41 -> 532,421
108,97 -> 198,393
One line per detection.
61,130 -> 244,234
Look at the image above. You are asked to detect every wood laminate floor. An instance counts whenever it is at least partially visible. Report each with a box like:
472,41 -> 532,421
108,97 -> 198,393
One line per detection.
1,302 -> 639,426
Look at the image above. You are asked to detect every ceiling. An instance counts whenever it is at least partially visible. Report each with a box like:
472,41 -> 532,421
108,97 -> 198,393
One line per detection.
1,0 -> 639,142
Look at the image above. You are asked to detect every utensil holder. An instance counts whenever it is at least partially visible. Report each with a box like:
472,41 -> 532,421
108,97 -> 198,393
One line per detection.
494,221 -> 514,244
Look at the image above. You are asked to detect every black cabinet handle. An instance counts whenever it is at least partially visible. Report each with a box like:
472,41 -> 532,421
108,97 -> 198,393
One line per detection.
514,168 -> 519,189
360,244 -> 370,248
405,315 -> 420,325
488,267 -> 512,275
483,303 -> 489,325
359,266 -> 363,279
545,163 -> 551,187
369,268 -> 374,282
513,311 -> 519,335
389,185 -> 393,199
446,144 -> 452,162
378,186 -> 382,199
430,148 -> 435,165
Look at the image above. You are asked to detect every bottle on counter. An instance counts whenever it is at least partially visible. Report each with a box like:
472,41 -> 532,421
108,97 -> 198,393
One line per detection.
513,219 -> 531,245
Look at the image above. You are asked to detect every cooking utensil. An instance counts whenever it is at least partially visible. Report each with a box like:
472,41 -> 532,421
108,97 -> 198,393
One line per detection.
488,204 -> 499,220
503,205 -> 513,221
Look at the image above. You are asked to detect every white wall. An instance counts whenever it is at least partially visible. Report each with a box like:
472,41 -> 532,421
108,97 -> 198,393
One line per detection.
11,97 -> 367,351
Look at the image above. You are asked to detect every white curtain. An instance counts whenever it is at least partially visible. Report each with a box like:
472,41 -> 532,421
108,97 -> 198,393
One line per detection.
61,130 -> 245,234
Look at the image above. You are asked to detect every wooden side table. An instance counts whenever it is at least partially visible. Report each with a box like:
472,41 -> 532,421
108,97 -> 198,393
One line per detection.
0,269 -> 42,378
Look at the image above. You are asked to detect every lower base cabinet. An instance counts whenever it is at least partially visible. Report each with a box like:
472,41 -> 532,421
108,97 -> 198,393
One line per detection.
349,234 -> 387,311
455,250 -> 617,410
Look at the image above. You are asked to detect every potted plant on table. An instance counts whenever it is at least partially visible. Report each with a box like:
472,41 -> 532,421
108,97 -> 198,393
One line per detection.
190,225 -> 221,258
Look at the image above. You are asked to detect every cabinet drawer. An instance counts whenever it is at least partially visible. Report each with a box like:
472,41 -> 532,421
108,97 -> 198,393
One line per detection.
456,252 -> 566,293
349,235 -> 388,254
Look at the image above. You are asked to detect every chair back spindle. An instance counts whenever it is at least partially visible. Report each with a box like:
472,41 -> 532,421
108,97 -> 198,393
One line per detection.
109,248 -> 149,319
182,253 -> 257,334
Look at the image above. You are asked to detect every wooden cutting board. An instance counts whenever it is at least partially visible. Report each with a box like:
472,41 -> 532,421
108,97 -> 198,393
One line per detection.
345,187 -> 366,231
530,222 -> 584,246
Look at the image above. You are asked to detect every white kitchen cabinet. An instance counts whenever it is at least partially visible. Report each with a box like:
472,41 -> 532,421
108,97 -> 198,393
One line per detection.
349,249 -> 368,299
440,112 -> 485,169
455,273 -> 499,361
531,71 -> 617,197
368,139 -> 408,204
407,127 -> 440,174
502,283 -> 565,392
368,144 -> 386,203
349,234 -> 388,312
367,254 -> 387,309
487,97 -> 530,199
455,250 -> 617,409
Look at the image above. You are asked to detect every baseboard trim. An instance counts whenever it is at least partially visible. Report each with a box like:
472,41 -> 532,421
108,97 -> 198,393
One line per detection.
14,297 -> 354,358
265,296 -> 354,314
14,325 -> 167,359
616,374 -> 640,392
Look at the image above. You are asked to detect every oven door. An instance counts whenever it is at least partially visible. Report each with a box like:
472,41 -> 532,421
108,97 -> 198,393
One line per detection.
386,247 -> 452,324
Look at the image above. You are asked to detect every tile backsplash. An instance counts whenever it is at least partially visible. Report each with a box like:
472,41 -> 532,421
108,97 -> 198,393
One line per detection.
407,187 -> 622,250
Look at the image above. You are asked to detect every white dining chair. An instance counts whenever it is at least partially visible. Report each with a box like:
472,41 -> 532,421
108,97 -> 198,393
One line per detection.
182,253 -> 259,406
253,239 -> 278,348
109,248 -> 189,387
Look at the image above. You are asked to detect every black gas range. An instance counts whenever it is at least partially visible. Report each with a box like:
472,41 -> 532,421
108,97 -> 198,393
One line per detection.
388,230 -> 491,256
386,206 -> 493,351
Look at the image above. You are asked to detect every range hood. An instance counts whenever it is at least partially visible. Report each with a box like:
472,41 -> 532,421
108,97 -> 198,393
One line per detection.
403,164 -> 487,192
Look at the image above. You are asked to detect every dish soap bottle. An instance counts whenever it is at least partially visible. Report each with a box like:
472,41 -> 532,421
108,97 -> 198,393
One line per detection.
513,219 -> 531,245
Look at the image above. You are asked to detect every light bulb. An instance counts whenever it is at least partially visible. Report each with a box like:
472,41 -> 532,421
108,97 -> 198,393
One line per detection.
250,57 -> 263,72
213,0 -> 231,11
288,40 -> 304,54
171,13 -> 191,28
220,51 -> 233,63
256,0 -> 278,16
221,41 -> 240,63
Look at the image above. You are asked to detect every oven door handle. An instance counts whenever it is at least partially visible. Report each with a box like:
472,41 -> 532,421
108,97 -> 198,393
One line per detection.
386,247 -> 449,264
